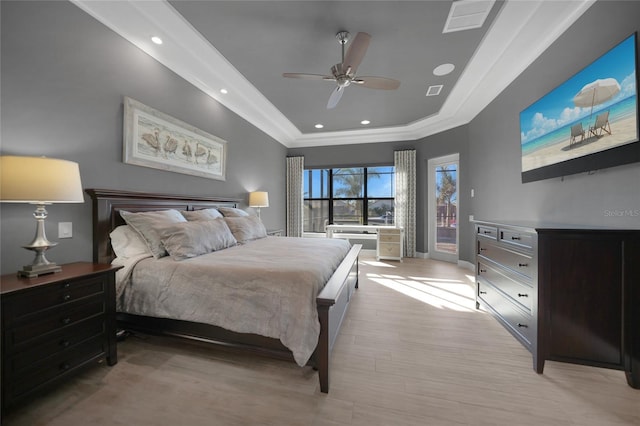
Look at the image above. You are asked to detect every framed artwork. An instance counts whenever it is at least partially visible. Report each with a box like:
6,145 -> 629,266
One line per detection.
123,96 -> 227,181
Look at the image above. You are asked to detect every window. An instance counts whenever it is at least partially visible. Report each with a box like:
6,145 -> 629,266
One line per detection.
303,166 -> 394,233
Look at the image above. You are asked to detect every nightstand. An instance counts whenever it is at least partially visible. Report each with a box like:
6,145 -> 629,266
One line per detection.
267,229 -> 284,237
376,227 -> 404,261
1,262 -> 121,413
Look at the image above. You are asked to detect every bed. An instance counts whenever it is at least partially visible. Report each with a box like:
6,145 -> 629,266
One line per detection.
87,188 -> 361,393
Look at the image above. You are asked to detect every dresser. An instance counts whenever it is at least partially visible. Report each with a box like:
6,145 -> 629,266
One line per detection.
1,262 -> 121,412
474,221 -> 639,389
376,227 -> 404,261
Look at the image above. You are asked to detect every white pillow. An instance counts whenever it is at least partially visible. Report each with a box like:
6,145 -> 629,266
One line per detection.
223,216 -> 267,244
109,225 -> 151,258
120,209 -> 187,258
160,218 -> 237,260
218,206 -> 249,217
181,208 -> 223,221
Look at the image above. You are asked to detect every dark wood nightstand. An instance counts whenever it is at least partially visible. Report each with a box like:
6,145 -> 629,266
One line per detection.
1,262 -> 121,413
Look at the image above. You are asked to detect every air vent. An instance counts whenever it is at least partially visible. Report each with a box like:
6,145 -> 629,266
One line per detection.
443,0 -> 495,33
426,85 -> 443,97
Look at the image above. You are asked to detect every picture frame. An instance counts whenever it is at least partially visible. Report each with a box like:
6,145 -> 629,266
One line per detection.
123,96 -> 227,181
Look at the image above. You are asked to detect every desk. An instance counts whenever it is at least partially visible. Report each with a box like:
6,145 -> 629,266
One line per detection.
326,225 -> 404,261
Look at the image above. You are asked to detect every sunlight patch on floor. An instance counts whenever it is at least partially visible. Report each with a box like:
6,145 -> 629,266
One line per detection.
367,273 -> 476,312
360,260 -> 397,268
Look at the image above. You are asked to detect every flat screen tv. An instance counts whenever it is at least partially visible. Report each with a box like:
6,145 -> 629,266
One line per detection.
520,33 -> 639,183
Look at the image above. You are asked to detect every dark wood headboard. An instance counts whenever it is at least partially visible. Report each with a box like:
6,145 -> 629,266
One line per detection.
86,189 -> 241,264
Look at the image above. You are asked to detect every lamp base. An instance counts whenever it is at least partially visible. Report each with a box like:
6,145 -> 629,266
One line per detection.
18,262 -> 62,278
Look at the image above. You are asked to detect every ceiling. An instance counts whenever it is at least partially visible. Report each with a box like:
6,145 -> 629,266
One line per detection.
71,0 -> 595,148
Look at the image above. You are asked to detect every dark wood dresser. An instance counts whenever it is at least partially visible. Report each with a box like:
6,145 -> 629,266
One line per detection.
475,221 -> 639,389
1,262 -> 121,413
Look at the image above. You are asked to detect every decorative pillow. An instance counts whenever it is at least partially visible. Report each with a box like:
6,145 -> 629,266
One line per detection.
224,216 -> 267,244
109,225 -> 151,258
160,218 -> 237,260
181,208 -> 223,221
218,206 -> 249,217
119,209 -> 187,258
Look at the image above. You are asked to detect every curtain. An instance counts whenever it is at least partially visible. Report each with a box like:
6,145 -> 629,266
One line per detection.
394,149 -> 416,257
286,156 -> 304,237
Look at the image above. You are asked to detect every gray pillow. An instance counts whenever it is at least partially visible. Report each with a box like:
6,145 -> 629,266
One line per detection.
181,208 -> 223,221
119,209 -> 187,258
218,206 -> 249,217
160,218 -> 237,260
224,216 -> 267,244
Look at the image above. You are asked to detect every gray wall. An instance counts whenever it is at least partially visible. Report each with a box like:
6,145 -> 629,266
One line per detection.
0,1 -> 286,274
468,0 -> 640,232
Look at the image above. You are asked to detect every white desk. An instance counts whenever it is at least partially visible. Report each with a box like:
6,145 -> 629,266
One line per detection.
326,225 -> 404,261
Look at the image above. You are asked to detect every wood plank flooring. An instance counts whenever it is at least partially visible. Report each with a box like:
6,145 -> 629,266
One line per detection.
3,255 -> 638,425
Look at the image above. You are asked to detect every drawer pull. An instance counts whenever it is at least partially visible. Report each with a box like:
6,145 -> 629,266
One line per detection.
479,291 -> 487,294
511,236 -> 521,241
479,248 -> 487,252
63,294 -> 72,301
483,230 -> 492,234
60,339 -> 71,348
517,293 -> 529,298
61,317 -> 72,325
60,362 -> 71,371
517,323 -> 528,328
518,263 -> 528,267
63,282 -> 71,288
479,269 -> 486,273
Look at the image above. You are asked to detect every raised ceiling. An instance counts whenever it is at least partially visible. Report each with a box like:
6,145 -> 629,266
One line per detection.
72,0 -> 595,148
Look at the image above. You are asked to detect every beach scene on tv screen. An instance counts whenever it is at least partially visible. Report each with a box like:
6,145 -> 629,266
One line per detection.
521,34 -> 638,172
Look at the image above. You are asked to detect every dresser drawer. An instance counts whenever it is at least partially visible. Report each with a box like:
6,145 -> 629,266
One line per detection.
478,280 -> 534,346
478,261 -> 533,313
478,239 -> 533,279
7,319 -> 106,372
6,296 -> 105,347
5,276 -> 105,321
378,233 -> 401,243
477,225 -> 498,240
499,229 -> 534,250
7,335 -> 107,402
379,243 -> 401,257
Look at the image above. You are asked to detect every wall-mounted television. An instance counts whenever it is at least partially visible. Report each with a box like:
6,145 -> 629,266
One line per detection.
520,33 -> 639,183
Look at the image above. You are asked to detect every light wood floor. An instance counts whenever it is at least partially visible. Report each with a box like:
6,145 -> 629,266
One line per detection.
3,255 -> 639,425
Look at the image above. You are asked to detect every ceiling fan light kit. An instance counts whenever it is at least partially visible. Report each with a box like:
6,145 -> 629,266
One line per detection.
283,30 -> 400,109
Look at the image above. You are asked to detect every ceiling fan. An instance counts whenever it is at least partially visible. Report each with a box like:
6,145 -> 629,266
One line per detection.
283,31 -> 400,109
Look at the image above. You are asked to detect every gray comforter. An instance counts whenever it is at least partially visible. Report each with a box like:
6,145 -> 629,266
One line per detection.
117,236 -> 351,366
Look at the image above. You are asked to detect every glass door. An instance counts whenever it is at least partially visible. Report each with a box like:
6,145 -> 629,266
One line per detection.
427,154 -> 459,263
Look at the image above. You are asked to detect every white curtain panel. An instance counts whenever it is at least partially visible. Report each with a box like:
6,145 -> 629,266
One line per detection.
394,149 -> 416,257
286,156 -> 304,237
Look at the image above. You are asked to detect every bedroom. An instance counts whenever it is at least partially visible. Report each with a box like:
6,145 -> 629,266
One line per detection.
1,0 -> 639,424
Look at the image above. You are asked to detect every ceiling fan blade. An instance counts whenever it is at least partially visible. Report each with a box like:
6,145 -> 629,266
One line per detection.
353,76 -> 400,90
327,87 -> 344,109
343,32 -> 371,74
282,73 -> 335,81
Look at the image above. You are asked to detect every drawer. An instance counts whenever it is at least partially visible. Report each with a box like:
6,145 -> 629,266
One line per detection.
477,261 -> 532,313
478,239 -> 533,279
6,296 -> 105,347
6,276 -> 105,321
7,319 -> 105,372
499,229 -> 534,250
478,280 -> 534,346
477,225 -> 498,240
378,244 -> 401,257
6,335 -> 107,401
378,233 -> 401,243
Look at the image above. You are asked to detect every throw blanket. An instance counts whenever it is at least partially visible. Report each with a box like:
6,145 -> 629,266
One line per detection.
117,236 -> 351,366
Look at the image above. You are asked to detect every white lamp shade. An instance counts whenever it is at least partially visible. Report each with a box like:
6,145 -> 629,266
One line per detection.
1,156 -> 84,203
249,191 -> 269,208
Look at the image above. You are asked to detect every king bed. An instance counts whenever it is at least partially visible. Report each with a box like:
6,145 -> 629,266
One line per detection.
87,189 -> 361,393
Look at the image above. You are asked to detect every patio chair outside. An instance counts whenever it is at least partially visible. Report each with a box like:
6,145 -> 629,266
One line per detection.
589,110 -> 611,137
570,122 -> 585,147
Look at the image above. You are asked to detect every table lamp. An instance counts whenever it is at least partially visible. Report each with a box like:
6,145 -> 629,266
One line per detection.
248,191 -> 269,220
1,156 -> 84,277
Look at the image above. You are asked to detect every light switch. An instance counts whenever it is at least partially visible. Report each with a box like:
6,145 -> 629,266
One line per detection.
58,222 -> 73,239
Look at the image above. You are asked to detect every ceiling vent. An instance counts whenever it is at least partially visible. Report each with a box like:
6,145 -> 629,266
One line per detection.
443,0 -> 495,33
426,85 -> 443,97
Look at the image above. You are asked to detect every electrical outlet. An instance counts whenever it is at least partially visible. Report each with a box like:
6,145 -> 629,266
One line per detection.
471,188 -> 475,197
58,222 -> 73,239
469,215 -> 474,222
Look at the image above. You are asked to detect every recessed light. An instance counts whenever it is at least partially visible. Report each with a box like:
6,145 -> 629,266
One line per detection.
151,36 -> 163,45
220,89 -> 228,94
360,120 -> 371,125
314,124 -> 324,129
433,63 -> 455,76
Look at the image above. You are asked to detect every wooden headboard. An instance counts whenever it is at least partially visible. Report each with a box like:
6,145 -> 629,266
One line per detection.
86,189 -> 241,264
